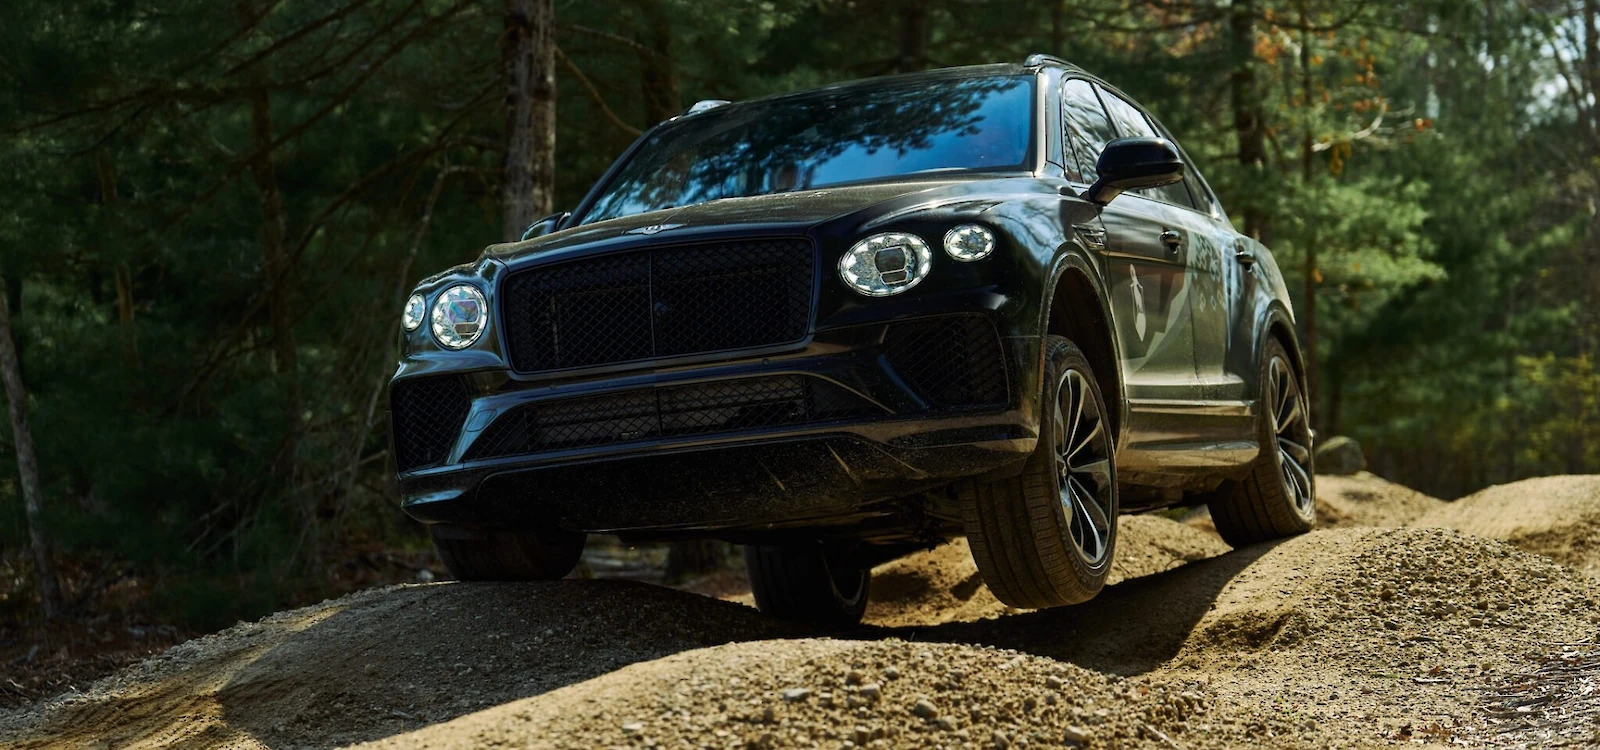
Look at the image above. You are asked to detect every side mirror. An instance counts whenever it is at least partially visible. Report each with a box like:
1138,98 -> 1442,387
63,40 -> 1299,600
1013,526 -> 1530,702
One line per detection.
1086,137 -> 1185,205
520,211 -> 572,241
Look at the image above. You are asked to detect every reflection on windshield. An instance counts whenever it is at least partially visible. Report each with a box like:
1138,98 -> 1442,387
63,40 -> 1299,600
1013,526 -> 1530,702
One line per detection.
581,75 -> 1035,224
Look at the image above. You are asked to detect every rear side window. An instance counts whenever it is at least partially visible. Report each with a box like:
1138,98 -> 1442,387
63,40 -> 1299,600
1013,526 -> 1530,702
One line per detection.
1060,79 -> 1118,183
1097,86 -> 1199,210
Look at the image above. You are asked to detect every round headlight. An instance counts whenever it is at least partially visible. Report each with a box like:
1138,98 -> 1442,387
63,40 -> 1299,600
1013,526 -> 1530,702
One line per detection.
430,285 -> 488,349
943,224 -> 995,262
838,233 -> 933,297
402,293 -> 426,331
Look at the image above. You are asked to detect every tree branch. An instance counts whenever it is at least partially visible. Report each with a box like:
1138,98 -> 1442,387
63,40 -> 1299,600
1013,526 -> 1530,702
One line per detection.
555,45 -> 644,137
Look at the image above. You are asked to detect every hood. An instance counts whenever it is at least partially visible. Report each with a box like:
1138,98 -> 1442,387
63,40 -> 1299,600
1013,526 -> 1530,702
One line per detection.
483,176 -> 1013,264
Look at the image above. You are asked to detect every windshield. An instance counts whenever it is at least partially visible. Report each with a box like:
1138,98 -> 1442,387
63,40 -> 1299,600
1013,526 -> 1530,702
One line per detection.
579,74 -> 1036,224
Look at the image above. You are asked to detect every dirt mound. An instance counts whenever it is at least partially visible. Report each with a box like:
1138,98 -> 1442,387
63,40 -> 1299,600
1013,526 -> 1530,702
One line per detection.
0,582 -> 796,749
1315,471 -> 1444,527
1415,475 -> 1600,577
859,516 -> 1231,628
358,638 -> 1295,750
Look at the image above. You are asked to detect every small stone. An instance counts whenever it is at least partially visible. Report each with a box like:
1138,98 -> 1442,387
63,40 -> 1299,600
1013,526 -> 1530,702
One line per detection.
416,569 -> 436,583
1023,696 -> 1037,712
854,726 -> 871,745
1383,619 -> 1399,630
1045,675 -> 1064,690
1063,726 -> 1092,745
935,717 -> 956,731
761,707 -> 775,723
859,682 -> 881,700
1379,587 -> 1397,601
1496,601 -> 1510,611
884,666 -> 901,680
1469,617 -> 1485,627
782,688 -> 811,702
913,698 -> 938,719
846,670 -> 865,686
622,722 -> 644,734
1045,694 -> 1058,706
991,729 -> 1009,748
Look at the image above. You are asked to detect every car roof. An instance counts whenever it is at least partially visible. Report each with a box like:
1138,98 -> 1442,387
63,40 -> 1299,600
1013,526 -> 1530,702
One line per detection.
672,59 -> 1091,122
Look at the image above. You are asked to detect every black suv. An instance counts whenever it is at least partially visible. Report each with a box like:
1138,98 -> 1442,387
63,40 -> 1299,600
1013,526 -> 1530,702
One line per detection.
390,55 -> 1314,624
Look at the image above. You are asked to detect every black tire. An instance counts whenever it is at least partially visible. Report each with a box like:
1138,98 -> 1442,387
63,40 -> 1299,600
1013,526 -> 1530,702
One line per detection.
430,525 -> 586,581
1206,337 -> 1316,547
960,335 -> 1118,609
743,543 -> 870,626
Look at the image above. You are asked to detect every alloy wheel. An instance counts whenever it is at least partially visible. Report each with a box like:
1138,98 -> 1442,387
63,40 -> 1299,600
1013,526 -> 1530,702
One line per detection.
1052,369 -> 1114,566
1267,357 -> 1315,516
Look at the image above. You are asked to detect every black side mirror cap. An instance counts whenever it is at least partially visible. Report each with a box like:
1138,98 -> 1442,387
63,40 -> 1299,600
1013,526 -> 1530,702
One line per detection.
520,211 -> 572,241
1086,137 -> 1185,205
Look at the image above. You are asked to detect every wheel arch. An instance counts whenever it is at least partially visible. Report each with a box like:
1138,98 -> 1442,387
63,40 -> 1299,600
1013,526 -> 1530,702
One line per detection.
1260,304 -> 1308,401
1042,252 -> 1125,446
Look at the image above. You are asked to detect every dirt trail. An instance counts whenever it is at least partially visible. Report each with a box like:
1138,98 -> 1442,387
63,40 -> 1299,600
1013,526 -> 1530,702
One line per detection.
4,474 -> 1599,749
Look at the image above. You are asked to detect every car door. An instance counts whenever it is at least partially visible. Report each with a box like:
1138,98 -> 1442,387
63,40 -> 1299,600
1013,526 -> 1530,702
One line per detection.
1062,79 -> 1199,401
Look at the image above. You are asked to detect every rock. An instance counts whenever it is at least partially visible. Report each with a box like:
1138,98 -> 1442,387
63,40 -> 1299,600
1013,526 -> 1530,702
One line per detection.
859,682 -> 881,700
781,688 -> 811,702
935,717 -> 956,731
1063,725 -> 1092,745
1045,675 -> 1064,690
621,722 -> 644,734
1469,617 -> 1485,627
884,666 -> 901,680
415,569 -> 436,583
912,698 -> 938,718
845,669 -> 864,686
991,729 -> 1009,748
1314,436 -> 1366,475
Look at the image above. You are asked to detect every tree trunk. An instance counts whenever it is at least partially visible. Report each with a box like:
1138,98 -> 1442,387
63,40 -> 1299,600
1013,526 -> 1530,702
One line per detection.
502,0 -> 556,243
1050,0 -> 1064,55
894,2 -> 929,73
635,0 -> 679,126
0,273 -> 63,618
247,88 -> 302,483
1229,0 -> 1269,242
1299,7 -> 1319,421
665,539 -> 726,580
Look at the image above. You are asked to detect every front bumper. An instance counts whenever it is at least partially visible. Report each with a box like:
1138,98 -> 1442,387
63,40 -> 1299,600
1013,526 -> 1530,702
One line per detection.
392,299 -> 1041,534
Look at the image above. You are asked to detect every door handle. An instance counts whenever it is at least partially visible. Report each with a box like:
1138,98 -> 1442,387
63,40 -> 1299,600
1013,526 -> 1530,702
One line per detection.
1235,247 -> 1258,267
1159,230 -> 1182,254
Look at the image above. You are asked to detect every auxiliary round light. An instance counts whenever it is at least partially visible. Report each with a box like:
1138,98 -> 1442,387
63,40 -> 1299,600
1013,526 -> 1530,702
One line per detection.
430,284 -> 488,349
838,232 -> 933,297
943,224 -> 995,261
402,293 -> 426,331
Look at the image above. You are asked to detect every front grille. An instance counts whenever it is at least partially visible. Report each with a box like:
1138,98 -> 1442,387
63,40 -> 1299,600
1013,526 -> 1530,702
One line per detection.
501,238 -> 815,372
463,376 -> 878,460
390,376 -> 472,471
884,314 -> 1009,409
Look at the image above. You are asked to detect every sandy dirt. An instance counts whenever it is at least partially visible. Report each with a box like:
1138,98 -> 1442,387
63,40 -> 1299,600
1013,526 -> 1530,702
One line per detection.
1414,475 -> 1600,578
3,473 -> 1598,749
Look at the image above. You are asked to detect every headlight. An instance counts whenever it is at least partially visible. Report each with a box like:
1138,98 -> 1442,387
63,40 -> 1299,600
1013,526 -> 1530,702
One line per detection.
943,224 -> 995,261
838,232 -> 932,297
402,293 -> 426,331
430,285 -> 488,349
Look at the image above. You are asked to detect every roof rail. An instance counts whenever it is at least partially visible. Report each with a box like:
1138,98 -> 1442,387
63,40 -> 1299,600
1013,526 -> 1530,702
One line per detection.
1022,53 -> 1071,68
684,99 -> 731,116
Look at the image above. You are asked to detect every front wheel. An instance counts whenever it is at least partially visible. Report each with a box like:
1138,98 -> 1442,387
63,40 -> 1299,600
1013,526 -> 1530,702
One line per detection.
1205,337 -> 1316,547
960,335 -> 1118,609
430,525 -> 586,581
744,543 -> 870,626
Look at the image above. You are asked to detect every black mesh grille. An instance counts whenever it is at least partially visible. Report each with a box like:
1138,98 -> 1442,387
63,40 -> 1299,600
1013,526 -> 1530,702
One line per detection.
884,315 -> 1009,409
463,376 -> 878,460
501,239 -> 815,372
390,376 -> 472,472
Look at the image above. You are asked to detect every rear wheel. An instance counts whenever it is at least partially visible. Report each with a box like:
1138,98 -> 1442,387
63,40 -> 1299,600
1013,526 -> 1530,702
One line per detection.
1205,337 -> 1316,547
744,543 -> 870,626
430,525 -> 586,581
960,335 -> 1117,609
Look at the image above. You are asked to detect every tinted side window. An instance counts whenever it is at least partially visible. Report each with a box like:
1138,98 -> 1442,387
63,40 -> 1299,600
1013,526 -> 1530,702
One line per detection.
1097,86 -> 1198,210
1061,79 -> 1118,183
